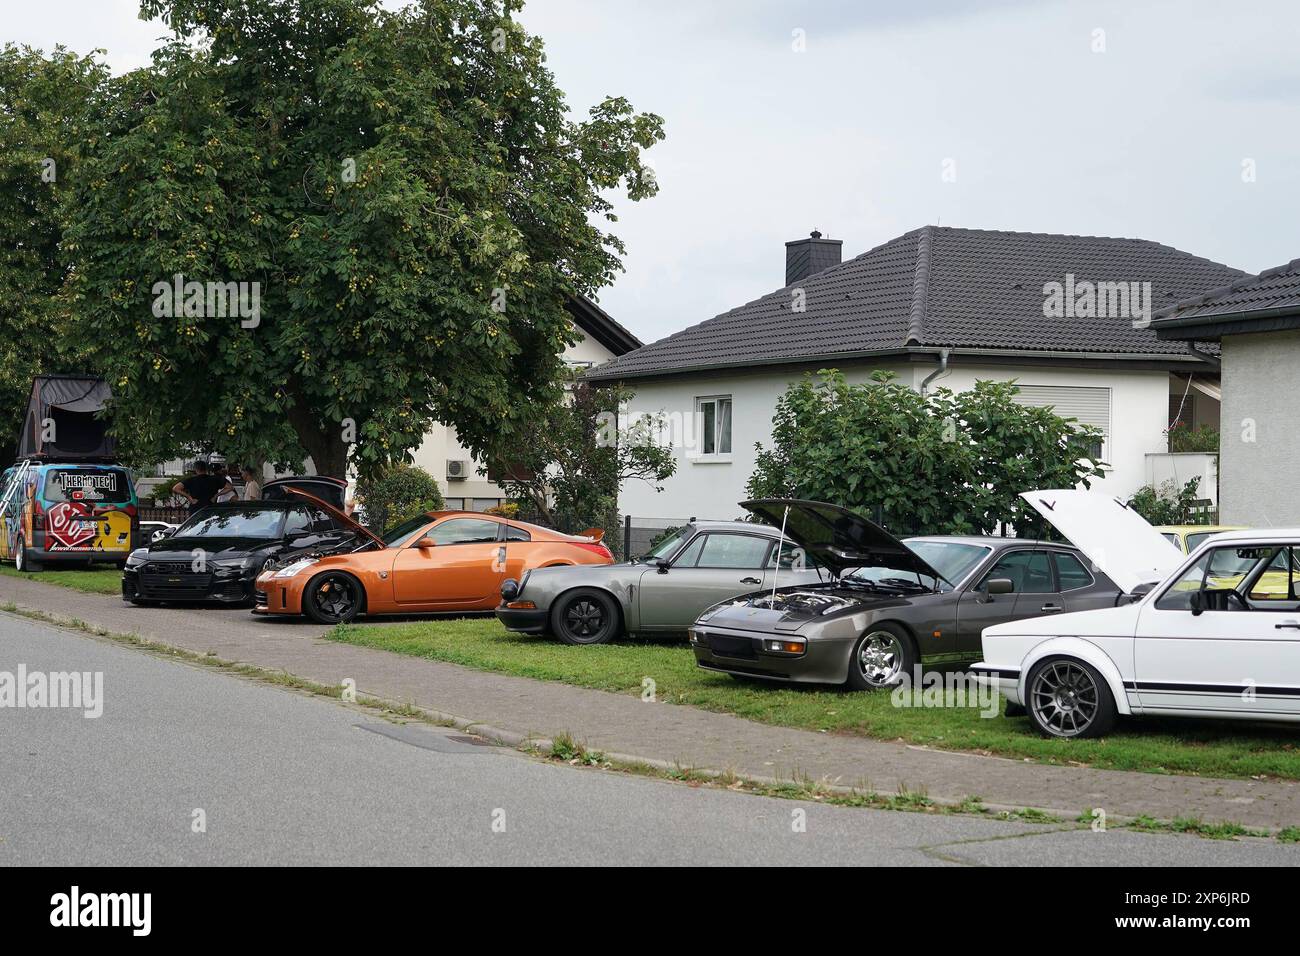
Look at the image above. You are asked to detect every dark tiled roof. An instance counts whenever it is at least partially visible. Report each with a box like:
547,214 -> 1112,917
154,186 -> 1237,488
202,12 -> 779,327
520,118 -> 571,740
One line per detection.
1150,258 -> 1300,338
566,294 -> 641,356
586,225 -> 1244,381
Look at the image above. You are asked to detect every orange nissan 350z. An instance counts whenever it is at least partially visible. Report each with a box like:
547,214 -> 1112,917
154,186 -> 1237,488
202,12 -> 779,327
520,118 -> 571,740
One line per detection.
254,489 -> 614,624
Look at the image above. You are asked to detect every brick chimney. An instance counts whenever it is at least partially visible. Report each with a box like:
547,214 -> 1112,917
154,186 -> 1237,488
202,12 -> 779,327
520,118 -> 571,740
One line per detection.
785,229 -> 843,286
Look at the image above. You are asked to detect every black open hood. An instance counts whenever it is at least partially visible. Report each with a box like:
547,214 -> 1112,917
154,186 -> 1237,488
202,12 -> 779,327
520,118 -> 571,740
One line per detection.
740,499 -> 945,580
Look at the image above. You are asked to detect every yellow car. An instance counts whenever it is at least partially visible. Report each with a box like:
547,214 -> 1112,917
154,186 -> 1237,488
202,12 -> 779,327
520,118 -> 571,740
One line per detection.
1157,524 -> 1300,599
1156,524 -> 1248,554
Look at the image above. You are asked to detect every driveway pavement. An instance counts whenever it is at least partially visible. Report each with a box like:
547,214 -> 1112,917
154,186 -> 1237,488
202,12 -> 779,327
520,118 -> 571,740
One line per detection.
8,612 -> 1300,866
3,574 -> 1300,830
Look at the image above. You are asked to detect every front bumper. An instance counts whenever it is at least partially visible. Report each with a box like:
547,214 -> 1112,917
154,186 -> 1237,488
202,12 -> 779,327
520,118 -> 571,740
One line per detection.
252,575 -> 304,615
970,663 -> 1022,705
122,564 -> 256,603
690,624 -> 853,684
495,605 -> 548,634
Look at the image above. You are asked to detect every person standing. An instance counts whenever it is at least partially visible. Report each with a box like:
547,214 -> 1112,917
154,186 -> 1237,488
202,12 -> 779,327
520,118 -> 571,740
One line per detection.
213,462 -> 238,503
172,460 -> 234,514
241,465 -> 262,501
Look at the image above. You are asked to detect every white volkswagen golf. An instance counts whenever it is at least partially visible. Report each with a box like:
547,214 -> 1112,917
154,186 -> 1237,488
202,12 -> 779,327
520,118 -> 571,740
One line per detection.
974,490 -> 1300,739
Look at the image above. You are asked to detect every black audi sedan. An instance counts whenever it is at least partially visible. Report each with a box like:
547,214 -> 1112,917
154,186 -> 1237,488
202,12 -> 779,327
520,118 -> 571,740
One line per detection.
122,496 -> 370,606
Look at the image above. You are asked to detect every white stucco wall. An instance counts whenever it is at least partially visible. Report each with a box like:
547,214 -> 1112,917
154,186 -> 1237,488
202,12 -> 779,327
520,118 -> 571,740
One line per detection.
1218,330 -> 1300,526
410,323 -> 620,508
619,361 -> 1171,522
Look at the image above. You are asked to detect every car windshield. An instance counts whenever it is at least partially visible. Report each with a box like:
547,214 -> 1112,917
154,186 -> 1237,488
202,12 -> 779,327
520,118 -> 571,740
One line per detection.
845,540 -> 991,592
382,515 -> 431,548
641,526 -> 692,561
177,507 -> 285,539
1185,531 -> 1223,552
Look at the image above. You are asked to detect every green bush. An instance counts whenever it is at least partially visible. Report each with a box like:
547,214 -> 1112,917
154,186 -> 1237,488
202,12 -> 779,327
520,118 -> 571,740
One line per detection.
746,370 -> 1105,535
1169,424 -> 1219,454
356,465 -> 445,534
1126,478 -> 1202,525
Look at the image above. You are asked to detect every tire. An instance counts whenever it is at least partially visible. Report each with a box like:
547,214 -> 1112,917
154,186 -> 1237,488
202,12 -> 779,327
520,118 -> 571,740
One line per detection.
15,537 -> 42,572
845,622 -> 916,690
303,572 -> 364,625
550,588 -> 621,645
1025,657 -> 1117,739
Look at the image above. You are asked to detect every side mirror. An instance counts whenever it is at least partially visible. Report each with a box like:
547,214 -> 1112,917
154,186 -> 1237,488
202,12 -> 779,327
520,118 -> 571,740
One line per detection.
1189,590 -> 1205,616
655,559 -> 671,574
416,535 -> 437,549
987,578 -> 1015,595
153,528 -> 174,541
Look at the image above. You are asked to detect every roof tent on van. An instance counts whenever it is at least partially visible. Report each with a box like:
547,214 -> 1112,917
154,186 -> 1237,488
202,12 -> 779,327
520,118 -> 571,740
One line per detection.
17,375 -> 118,461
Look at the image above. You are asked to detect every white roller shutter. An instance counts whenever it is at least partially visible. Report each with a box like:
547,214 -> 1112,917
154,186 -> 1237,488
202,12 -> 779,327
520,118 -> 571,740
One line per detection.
1011,385 -> 1111,451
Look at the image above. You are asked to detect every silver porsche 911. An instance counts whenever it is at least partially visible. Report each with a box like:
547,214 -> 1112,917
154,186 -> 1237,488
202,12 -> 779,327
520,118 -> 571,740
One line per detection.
495,519 -> 825,644
690,499 -> 1121,690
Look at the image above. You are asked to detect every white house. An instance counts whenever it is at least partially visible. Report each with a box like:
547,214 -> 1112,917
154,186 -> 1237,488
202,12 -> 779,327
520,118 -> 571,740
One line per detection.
410,294 -> 641,510
586,226 -> 1239,524
1152,257 -> 1300,525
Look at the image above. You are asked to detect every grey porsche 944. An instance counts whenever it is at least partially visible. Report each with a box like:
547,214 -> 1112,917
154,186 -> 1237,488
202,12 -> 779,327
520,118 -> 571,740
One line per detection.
689,499 -> 1121,690
495,519 -> 824,644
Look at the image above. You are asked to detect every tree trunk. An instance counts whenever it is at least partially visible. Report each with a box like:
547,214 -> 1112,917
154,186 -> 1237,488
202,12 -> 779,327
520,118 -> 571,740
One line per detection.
287,396 -> 348,478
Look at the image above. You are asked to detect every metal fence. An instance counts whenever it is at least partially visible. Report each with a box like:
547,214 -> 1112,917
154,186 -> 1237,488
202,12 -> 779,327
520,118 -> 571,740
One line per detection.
139,507 -> 190,524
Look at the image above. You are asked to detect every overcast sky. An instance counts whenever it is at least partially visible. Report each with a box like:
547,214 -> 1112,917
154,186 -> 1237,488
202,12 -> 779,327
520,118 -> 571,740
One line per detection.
8,0 -> 1300,344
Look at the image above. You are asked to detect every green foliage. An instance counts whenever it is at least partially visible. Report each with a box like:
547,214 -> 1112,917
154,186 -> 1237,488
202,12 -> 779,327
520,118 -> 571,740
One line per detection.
45,0 -> 661,477
1126,477 -> 1203,525
746,370 -> 1105,534
355,463 -> 445,533
0,44 -> 111,461
1169,424 -> 1219,454
485,380 -> 675,534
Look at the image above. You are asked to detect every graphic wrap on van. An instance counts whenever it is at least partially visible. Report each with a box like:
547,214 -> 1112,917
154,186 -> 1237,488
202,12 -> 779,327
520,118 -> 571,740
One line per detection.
41,469 -> 135,554
0,464 -> 136,564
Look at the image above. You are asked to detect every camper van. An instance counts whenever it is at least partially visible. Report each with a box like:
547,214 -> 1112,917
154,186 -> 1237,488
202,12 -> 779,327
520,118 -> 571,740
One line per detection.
0,375 -> 136,571
0,462 -> 137,570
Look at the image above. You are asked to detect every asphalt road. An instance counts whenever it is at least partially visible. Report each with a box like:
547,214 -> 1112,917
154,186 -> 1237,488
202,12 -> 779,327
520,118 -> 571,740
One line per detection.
3,612 -> 1299,866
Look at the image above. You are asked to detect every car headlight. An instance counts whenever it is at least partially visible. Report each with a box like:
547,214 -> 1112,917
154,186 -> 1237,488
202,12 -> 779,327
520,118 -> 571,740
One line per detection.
274,557 -> 319,578
125,549 -> 148,568
212,556 -> 256,570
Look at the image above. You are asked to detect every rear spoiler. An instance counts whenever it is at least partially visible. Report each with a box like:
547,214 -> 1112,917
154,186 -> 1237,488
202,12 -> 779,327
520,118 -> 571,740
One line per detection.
575,527 -> 605,544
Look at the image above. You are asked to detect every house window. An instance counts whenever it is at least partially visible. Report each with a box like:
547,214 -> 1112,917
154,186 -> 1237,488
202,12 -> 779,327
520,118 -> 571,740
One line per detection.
696,395 -> 733,456
1010,385 -> 1110,462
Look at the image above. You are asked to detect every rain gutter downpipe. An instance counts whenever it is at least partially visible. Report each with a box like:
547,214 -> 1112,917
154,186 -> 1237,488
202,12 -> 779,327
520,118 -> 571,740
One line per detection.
920,348 -> 950,394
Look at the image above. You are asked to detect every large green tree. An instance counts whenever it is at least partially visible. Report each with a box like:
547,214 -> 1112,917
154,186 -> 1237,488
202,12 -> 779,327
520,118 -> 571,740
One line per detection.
0,45 -> 110,462
746,370 -> 1104,534
61,0 -> 662,476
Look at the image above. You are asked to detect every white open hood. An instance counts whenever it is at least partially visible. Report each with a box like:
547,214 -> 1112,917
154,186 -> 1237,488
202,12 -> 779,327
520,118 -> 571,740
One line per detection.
1020,489 -> 1184,593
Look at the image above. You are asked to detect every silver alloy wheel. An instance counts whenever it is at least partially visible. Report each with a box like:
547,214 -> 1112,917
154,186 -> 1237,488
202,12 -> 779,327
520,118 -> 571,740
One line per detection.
14,540 -> 24,572
1029,660 -> 1100,737
858,630 -> 904,686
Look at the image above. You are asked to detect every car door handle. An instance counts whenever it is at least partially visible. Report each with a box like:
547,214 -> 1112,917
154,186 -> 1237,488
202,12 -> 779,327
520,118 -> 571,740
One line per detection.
740,577 -> 761,585
1276,620 -> 1300,630
1040,603 -> 1063,613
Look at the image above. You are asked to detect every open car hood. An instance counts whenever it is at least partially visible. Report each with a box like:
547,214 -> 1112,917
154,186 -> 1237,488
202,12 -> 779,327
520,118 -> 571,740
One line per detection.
1020,489 -> 1184,593
281,484 -> 385,549
740,498 -> 946,581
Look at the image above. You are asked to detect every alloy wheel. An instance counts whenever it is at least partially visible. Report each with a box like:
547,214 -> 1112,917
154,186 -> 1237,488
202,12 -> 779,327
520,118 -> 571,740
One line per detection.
564,599 -> 604,638
316,578 -> 356,620
858,630 -> 904,686
1029,660 -> 1100,737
